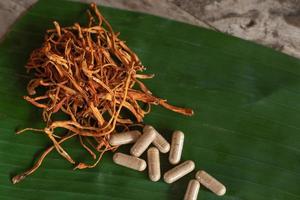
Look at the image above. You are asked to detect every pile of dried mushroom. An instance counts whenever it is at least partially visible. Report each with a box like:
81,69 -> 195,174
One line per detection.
12,3 -> 193,184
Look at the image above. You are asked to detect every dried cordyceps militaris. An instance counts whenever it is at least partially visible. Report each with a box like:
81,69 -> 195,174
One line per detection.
12,3 -> 193,184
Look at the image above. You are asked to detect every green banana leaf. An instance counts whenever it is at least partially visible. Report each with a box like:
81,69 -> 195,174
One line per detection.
1,0 -> 300,199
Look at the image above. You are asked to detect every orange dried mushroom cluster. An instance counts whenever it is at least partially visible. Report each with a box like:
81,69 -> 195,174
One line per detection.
12,3 -> 193,184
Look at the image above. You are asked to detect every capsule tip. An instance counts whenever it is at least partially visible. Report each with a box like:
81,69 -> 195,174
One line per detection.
163,174 -> 172,184
149,174 -> 161,182
143,125 -> 154,133
160,143 -> 170,153
148,147 -> 159,153
186,160 -> 195,170
173,130 -> 184,136
169,158 -> 180,165
112,152 -> 120,162
138,160 -> 147,171
109,135 -> 117,146
217,186 -> 226,196
130,148 -> 139,157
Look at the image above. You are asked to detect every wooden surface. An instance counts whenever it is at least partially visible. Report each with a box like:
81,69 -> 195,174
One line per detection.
1,0 -> 300,58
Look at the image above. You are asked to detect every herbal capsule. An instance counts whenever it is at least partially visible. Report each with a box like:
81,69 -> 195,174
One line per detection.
169,130 -> 184,165
109,130 -> 141,146
130,127 -> 156,157
147,147 -> 161,182
195,170 -> 226,196
163,160 -> 195,184
113,152 -> 147,171
184,179 -> 200,200
144,125 -> 170,153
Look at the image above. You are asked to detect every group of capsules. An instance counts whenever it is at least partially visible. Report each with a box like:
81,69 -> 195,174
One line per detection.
109,125 -> 226,200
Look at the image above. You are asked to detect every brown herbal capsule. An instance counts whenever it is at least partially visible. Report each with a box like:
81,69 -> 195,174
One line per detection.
147,147 -> 161,182
113,152 -> 146,171
169,130 -> 184,165
130,127 -> 156,157
184,179 -> 200,200
109,130 -> 141,146
163,160 -> 195,184
195,170 -> 226,196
